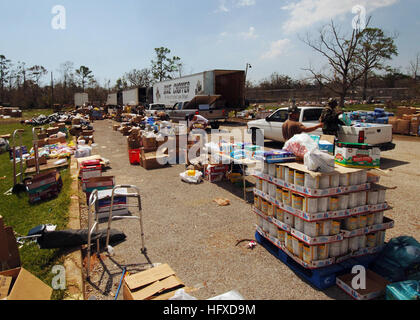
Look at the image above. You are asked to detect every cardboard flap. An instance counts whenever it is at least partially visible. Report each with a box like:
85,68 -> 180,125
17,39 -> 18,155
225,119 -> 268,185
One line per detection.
277,162 -> 364,178
0,275 -> 12,299
125,264 -> 175,291
1,268 -> 52,300
131,275 -> 184,301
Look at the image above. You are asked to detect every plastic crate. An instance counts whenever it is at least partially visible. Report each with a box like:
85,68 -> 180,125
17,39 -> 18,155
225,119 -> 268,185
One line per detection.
128,149 -> 141,165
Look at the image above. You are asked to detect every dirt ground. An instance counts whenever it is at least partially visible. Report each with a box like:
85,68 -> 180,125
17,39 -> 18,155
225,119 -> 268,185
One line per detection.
82,120 -> 419,300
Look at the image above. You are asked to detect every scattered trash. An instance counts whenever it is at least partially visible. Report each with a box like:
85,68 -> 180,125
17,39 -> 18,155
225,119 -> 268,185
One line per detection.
213,198 -> 230,206
180,170 -> 203,184
247,241 -> 257,250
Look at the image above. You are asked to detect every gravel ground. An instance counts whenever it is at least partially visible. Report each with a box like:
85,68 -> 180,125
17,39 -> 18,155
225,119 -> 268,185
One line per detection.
82,120 -> 419,300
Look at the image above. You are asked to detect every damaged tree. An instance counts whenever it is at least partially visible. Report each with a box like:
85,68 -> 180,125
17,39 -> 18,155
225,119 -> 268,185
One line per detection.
302,19 -> 370,107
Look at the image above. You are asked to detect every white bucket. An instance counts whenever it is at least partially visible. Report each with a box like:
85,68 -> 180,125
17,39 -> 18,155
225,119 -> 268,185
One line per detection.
319,175 -> 330,189
349,172 -> 359,186
284,167 -> 289,183
367,191 -> 379,205
268,183 -> 276,197
358,191 -> 367,206
262,219 -> 269,232
359,170 -> 368,184
359,235 -> 367,249
329,242 -> 341,257
256,216 -> 264,228
263,162 -> 269,174
377,231 -> 386,246
330,174 -> 339,188
303,197 -> 318,214
283,212 -> 295,227
317,197 -> 329,212
349,237 -> 359,251
338,195 -> 349,210
269,223 -> 277,237
339,173 -> 350,187
262,180 -> 268,194
374,211 -> 384,225
340,238 -> 349,255
294,217 -> 304,232
256,178 -> 262,190
304,221 -> 319,237
349,193 -> 359,208
378,189 -> 386,204
304,174 -> 319,189
268,164 -> 276,177
318,220 -> 332,236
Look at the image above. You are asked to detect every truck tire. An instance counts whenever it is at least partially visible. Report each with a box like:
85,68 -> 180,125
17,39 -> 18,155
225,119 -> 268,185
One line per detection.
211,122 -> 220,130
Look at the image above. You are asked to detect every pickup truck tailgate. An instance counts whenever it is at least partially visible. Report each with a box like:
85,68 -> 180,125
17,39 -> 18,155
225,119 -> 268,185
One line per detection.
199,109 -> 226,120
338,124 -> 393,145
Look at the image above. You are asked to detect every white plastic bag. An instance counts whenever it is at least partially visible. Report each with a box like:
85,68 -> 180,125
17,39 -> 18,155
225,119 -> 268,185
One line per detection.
180,170 -> 203,184
304,149 -> 335,173
284,133 -> 318,158
169,289 -> 198,300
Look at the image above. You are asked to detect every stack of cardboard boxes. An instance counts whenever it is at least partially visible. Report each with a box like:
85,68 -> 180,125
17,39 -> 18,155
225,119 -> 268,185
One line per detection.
388,107 -> 420,136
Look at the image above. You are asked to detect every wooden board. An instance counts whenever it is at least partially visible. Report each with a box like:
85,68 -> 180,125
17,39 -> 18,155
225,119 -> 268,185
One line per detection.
25,159 -> 69,174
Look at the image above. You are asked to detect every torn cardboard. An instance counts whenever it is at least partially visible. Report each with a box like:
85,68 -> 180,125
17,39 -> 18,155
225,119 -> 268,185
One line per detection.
0,268 -> 52,300
123,264 -> 187,300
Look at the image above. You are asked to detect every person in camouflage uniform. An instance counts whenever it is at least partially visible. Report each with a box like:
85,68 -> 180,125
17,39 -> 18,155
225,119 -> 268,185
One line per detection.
319,99 -> 342,136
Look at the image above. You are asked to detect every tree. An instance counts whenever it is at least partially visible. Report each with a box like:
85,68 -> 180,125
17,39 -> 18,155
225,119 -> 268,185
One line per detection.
302,20 -> 369,107
151,47 -> 181,81
75,65 -> 94,91
28,65 -> 48,86
0,55 -> 11,101
125,68 -> 152,88
115,77 -> 128,91
408,52 -> 420,80
58,61 -> 75,87
354,28 -> 398,100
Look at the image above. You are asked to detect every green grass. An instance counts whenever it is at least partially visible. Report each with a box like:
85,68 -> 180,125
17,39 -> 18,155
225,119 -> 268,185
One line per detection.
22,108 -> 55,120
0,122 -> 72,300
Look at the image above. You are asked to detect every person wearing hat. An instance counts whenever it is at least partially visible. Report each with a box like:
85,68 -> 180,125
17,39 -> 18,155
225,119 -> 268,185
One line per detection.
282,104 -> 323,142
319,98 -> 343,136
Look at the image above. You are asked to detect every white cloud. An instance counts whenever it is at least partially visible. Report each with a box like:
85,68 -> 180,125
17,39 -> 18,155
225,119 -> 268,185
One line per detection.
215,0 -> 256,13
237,0 -> 256,7
261,39 -> 291,59
240,27 -> 258,39
282,0 -> 399,33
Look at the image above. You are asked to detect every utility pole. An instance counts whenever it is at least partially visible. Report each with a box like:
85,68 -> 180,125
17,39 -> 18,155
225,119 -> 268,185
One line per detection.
50,72 -> 54,108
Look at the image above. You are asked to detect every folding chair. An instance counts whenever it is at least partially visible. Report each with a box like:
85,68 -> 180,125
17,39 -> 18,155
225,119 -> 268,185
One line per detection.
86,190 -> 100,280
105,185 -> 146,255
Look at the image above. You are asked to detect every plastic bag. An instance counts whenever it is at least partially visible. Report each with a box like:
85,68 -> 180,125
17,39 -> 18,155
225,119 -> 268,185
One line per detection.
169,289 -> 198,300
284,133 -> 319,158
304,149 -> 335,173
180,170 -> 203,184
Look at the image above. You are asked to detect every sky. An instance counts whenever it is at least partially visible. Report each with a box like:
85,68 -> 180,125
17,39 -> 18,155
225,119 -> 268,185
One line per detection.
0,0 -> 419,87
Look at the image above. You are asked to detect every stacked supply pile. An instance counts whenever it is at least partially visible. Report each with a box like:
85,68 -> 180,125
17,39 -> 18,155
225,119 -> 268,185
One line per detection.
253,160 -> 394,283
346,109 -> 395,125
388,107 -> 420,136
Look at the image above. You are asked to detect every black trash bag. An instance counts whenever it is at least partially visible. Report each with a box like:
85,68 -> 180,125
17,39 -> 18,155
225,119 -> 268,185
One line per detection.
371,236 -> 420,282
36,229 -> 126,249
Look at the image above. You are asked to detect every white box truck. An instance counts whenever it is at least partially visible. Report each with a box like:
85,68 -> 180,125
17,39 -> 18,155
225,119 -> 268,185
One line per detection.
106,92 -> 123,106
122,88 -> 152,106
153,70 -> 245,109
74,93 -> 89,107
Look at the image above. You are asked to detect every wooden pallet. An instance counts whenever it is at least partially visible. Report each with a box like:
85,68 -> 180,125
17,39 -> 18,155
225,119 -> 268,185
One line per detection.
255,231 -> 379,290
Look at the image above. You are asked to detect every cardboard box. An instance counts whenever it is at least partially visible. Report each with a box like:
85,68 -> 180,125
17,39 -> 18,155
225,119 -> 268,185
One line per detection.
48,136 -> 67,145
140,149 -> 168,170
113,124 -> 120,131
0,275 -> 12,299
26,155 -> 47,168
336,270 -> 390,300
123,264 -> 186,300
0,216 -> 21,272
335,142 -> 380,169
82,176 -> 115,193
142,136 -> 158,149
46,127 -> 59,135
37,133 -> 48,140
0,268 -> 52,300
397,119 -> 410,135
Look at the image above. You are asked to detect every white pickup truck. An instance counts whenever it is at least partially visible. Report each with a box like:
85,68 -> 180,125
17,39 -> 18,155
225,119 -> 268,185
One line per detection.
247,107 -> 396,151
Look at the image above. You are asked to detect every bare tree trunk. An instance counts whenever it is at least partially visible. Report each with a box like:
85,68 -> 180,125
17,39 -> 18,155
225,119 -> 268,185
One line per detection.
362,71 -> 368,101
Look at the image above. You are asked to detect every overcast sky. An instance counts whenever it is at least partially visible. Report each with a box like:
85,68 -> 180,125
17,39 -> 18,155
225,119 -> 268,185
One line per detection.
1,0 -> 419,86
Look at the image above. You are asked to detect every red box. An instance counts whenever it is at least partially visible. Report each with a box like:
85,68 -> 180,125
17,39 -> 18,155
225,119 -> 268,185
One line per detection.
128,149 -> 141,165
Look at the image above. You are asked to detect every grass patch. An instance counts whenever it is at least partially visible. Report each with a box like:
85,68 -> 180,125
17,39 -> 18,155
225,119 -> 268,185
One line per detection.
0,122 -> 72,300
